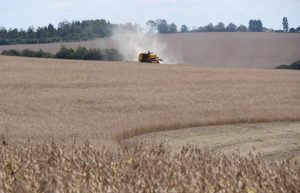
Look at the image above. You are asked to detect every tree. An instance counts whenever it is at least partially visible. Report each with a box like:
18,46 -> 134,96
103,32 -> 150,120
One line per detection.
8,28 -> 19,38
169,23 -> 178,33
36,27 -> 48,39
156,19 -> 169,33
146,20 -> 157,33
180,25 -> 188,33
296,26 -> 300,33
237,25 -> 247,32
56,46 -> 74,59
214,22 -> 225,32
289,28 -> 296,33
204,23 -> 214,32
226,23 -> 237,32
0,19 -> 119,45
282,17 -> 289,32
26,26 -> 35,39
248,19 -> 263,32
196,26 -> 205,32
257,20 -> 263,32
0,27 -> 8,39
47,24 -> 56,36
74,46 -> 88,59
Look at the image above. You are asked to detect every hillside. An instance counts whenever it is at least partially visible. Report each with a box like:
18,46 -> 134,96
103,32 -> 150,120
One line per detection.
0,55 -> 299,151
1,32 -> 300,68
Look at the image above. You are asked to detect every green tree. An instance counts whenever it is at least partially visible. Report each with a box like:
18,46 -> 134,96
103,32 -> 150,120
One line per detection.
289,28 -> 296,33
56,46 -> 74,59
146,20 -> 157,33
0,27 -> 8,39
26,26 -> 35,39
214,22 -> 225,32
74,46 -> 88,59
0,19 -> 132,45
248,20 -> 263,32
180,25 -> 188,33
1,49 -> 21,56
8,28 -> 19,39
47,24 -> 56,36
237,25 -> 247,32
197,27 -> 205,32
204,23 -> 214,32
156,19 -> 169,33
102,49 -> 123,61
36,27 -> 48,39
282,17 -> 289,32
169,23 -> 178,33
226,23 -> 237,32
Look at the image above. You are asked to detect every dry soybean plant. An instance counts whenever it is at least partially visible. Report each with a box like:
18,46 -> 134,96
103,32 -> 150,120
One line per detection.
0,142 -> 299,193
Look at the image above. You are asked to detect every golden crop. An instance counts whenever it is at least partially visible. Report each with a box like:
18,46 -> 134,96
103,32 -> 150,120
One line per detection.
0,56 -> 300,192
0,56 -> 299,148
0,143 -> 299,193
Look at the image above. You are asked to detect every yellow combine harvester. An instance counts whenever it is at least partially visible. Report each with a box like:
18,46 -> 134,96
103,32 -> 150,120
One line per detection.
138,51 -> 163,64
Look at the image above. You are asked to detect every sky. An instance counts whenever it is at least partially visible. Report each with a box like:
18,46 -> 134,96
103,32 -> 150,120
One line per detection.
0,0 -> 299,30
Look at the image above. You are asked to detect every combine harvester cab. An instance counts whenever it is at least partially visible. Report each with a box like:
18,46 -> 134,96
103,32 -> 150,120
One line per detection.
138,51 -> 163,64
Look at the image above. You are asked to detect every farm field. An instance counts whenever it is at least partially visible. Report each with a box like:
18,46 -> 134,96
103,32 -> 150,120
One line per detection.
123,122 -> 300,160
1,32 -> 300,68
2,0 -> 300,190
1,54 -> 300,192
0,55 -> 300,153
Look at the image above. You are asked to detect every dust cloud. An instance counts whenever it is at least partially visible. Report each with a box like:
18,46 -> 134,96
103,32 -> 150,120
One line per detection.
111,29 -> 178,64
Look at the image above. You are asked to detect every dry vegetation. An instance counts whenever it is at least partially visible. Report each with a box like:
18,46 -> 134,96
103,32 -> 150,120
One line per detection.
123,122 -> 300,160
0,143 -> 299,193
0,55 -> 300,149
0,55 -> 300,191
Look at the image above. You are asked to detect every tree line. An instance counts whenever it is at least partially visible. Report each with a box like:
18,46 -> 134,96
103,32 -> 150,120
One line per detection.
1,46 -> 123,61
1,17 -> 299,46
147,18 -> 300,33
0,19 -> 140,45
281,17 -> 300,33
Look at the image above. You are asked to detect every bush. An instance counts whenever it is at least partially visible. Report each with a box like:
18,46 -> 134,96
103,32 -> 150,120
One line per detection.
2,49 -> 54,58
73,46 -> 88,59
102,48 -> 123,61
276,60 -> 300,70
55,46 -> 123,61
290,60 -> 300,69
2,49 -> 22,56
2,46 -> 123,61
55,46 -> 75,59
22,49 -> 36,57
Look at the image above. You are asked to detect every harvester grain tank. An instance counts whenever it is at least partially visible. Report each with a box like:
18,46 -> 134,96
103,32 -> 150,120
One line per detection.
138,51 -> 163,64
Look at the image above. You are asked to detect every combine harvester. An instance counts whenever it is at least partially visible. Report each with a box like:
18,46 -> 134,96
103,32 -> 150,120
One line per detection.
138,51 -> 163,64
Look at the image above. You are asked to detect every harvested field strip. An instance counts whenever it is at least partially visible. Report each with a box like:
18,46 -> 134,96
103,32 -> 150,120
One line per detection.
116,118 -> 300,142
122,122 -> 300,160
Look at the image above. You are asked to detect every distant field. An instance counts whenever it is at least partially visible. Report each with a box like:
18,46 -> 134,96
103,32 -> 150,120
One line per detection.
1,32 -> 300,68
0,55 -> 299,151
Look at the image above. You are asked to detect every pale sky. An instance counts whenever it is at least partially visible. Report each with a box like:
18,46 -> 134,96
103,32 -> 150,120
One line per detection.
0,0 -> 299,30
